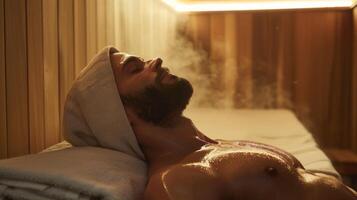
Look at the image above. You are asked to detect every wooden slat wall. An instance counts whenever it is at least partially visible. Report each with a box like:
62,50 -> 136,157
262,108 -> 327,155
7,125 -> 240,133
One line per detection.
184,10 -> 354,150
0,0 -> 176,159
0,0 -> 81,158
1,2 -> 354,158
0,0 -> 7,159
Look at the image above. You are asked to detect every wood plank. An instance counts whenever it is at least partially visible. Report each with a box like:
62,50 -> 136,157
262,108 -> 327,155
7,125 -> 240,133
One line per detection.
326,11 -> 353,149
74,0 -> 87,76
155,2 -> 168,57
27,0 -> 45,153
193,14 -> 211,56
86,0 -> 97,62
114,0 -> 124,49
43,0 -> 60,147
106,0 -> 115,46
5,0 -> 29,157
59,0 -> 75,140
251,12 -> 279,108
141,0 -> 154,58
275,12 -> 294,109
165,7 -> 177,59
124,1 -> 140,55
0,0 -> 7,159
210,13 -> 225,107
352,8 -> 357,153
224,13 -> 237,108
182,15 -> 195,46
96,0 -> 106,51
235,13 -> 253,108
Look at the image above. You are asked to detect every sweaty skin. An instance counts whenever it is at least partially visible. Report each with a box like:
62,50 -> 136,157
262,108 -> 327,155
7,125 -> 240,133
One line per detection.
127,113 -> 357,200
110,52 -> 357,200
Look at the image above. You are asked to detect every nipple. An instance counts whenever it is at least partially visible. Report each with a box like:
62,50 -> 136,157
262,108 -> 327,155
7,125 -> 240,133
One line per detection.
265,167 -> 278,177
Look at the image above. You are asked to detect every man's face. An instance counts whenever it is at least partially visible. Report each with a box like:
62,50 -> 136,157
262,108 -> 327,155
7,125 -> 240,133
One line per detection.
111,52 -> 193,124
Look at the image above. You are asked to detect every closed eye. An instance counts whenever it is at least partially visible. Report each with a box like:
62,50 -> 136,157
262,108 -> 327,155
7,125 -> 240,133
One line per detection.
125,58 -> 144,74
131,65 -> 143,74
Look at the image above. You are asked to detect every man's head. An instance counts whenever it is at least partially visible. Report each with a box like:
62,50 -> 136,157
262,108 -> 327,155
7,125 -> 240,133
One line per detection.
110,52 -> 193,124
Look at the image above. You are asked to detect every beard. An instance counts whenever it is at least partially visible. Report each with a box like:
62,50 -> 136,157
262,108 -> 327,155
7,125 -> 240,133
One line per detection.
120,76 -> 193,125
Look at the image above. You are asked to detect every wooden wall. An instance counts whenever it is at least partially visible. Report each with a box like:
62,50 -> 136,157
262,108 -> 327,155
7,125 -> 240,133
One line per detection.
0,0 -> 67,159
0,0 -> 177,159
182,10 -> 355,150
0,0 -> 98,159
0,1 -> 356,159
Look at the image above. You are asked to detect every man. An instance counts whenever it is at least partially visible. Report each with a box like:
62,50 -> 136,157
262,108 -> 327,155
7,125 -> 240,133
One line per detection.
109,50 -> 357,200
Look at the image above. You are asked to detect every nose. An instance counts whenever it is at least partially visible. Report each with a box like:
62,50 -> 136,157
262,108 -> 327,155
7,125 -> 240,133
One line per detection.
148,58 -> 163,72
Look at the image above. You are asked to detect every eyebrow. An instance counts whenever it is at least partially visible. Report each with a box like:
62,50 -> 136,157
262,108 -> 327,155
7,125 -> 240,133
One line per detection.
120,56 -> 144,74
121,55 -> 144,66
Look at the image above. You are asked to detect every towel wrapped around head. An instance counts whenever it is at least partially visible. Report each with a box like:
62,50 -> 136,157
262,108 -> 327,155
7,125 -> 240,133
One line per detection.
0,46 -> 147,200
63,46 -> 145,160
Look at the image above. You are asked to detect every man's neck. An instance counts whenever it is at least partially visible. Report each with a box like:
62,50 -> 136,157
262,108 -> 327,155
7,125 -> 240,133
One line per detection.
139,116 -> 214,176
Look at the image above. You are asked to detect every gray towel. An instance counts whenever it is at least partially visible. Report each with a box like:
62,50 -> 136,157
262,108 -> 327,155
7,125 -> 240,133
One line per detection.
63,46 -> 145,160
0,147 -> 147,200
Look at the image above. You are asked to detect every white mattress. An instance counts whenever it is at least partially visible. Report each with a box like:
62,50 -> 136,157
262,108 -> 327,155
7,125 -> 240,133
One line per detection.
184,108 -> 339,176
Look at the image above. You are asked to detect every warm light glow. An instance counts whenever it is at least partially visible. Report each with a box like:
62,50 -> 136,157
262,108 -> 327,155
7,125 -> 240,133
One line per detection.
162,0 -> 354,12
353,0 -> 357,6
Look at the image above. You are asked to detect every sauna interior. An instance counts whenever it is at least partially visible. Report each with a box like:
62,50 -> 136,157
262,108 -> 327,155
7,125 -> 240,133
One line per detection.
0,0 -> 357,188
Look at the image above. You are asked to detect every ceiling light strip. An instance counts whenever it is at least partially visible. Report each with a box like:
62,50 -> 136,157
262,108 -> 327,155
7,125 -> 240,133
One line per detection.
162,0 -> 353,12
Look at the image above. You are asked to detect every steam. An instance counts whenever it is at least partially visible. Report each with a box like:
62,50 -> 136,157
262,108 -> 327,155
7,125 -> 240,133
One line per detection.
163,35 -> 219,108
111,0 -> 293,109
112,0 -> 228,108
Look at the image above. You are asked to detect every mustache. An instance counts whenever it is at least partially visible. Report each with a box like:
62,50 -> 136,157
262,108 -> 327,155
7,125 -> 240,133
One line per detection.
155,67 -> 170,84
